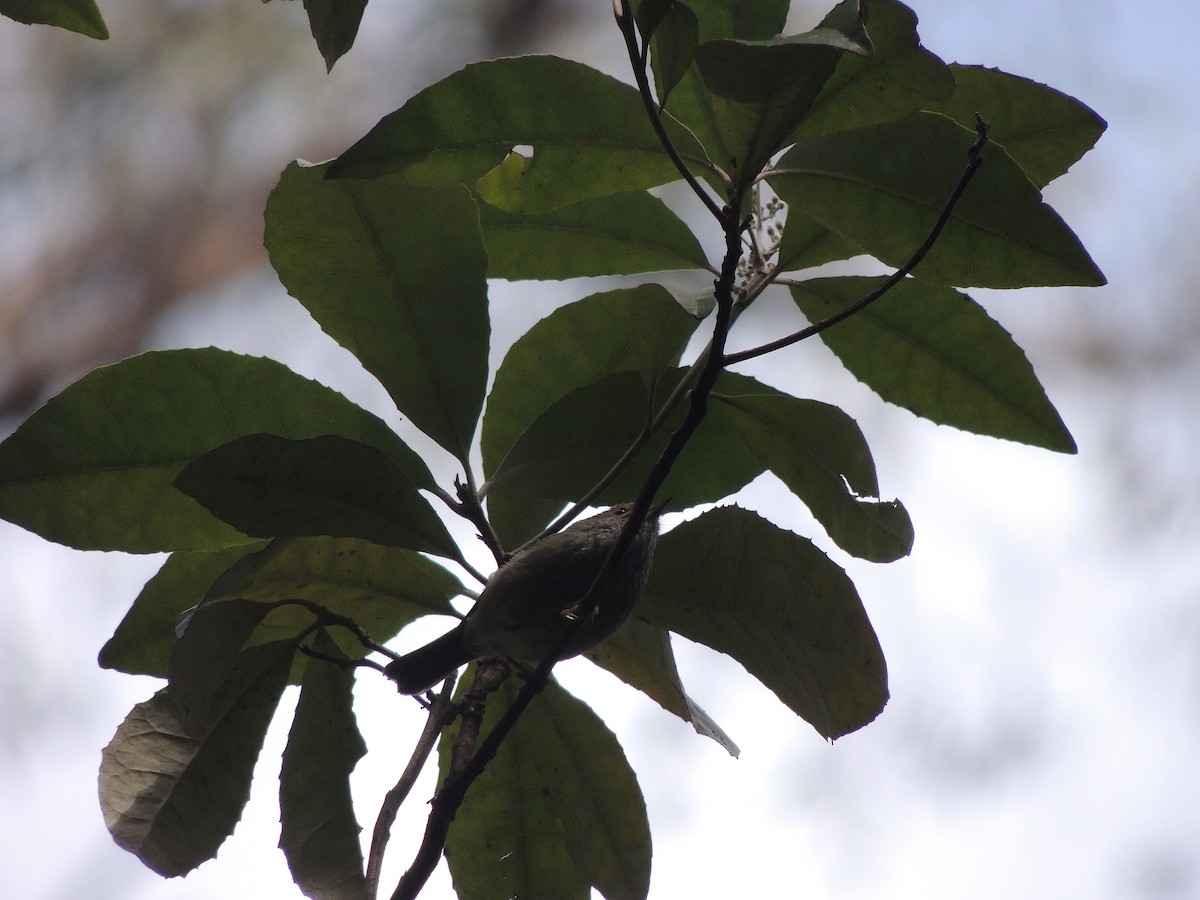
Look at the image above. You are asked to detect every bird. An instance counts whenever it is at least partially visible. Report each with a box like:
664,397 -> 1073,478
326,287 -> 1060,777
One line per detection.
384,501 -> 664,694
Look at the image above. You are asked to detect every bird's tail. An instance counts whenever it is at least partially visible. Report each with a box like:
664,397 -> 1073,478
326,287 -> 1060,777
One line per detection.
384,625 -> 473,695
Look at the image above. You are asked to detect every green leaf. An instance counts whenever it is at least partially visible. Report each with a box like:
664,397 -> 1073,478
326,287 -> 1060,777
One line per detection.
175,434 -> 460,560
99,640 -> 296,876
787,0 -> 955,141
925,63 -> 1107,187
665,0 -> 869,188
586,617 -> 740,756
301,0 -> 366,72
326,56 -> 709,213
0,0 -> 108,38
710,377 -> 915,561
280,631 -> 369,900
482,284 -> 701,484
265,162 -> 489,460
776,208 -> 862,272
198,537 -> 464,655
442,676 -> 651,900
640,506 -> 888,739
790,276 -> 1077,452
99,545 -> 265,677
643,1 -> 699,106
771,111 -> 1106,288
477,189 -> 709,280
168,599 -> 274,737
0,349 -> 428,553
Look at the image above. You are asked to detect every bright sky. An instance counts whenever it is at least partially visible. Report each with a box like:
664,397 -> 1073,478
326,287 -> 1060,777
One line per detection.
3,1 -> 1198,898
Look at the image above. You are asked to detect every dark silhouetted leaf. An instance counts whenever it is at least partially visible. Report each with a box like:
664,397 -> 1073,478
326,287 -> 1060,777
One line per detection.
302,0 -> 366,72
442,676 -> 651,900
326,56 -> 708,213
641,506 -> 888,739
482,285 -> 700,482
711,377 -> 915,561
925,63 -> 1107,187
175,434 -> 459,559
280,631 -> 369,900
99,640 -> 296,876
587,617 -> 739,756
790,276 -> 1077,452
266,162 -> 488,460
477,189 -> 709,280
0,349 -> 429,553
770,111 -> 1107,288
0,0 -> 108,38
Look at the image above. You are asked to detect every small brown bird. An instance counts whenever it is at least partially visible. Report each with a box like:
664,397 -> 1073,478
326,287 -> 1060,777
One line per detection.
385,501 -> 664,694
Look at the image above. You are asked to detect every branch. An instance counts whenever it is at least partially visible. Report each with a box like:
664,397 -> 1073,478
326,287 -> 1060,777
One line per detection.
389,661 -> 511,900
385,184 -> 751,899
723,115 -> 990,367
613,0 -> 727,222
366,677 -> 457,899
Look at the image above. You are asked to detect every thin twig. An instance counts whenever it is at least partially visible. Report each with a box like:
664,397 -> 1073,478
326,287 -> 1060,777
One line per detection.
723,116 -> 990,366
366,676 -> 457,900
613,0 -> 727,221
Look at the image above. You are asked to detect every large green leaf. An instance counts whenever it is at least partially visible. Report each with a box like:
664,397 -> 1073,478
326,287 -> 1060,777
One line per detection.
301,0 -> 366,72
326,56 -> 709,213
168,599 -> 275,737
0,0 -> 108,38
477,189 -> 709,280
790,276 -> 1077,452
925,63 -> 1107,187
770,111 -> 1107,288
442,676 -> 651,900
775,207 -> 862,272
484,370 -> 768,547
99,640 -> 297,876
0,349 -> 428,553
99,538 -> 462,679
664,0 -> 869,190
586,617 -> 739,756
640,506 -> 887,739
280,631 -> 369,900
99,545 -> 265,677
265,162 -> 489,460
174,434 -> 459,560
787,0 -> 955,141
709,377 -> 914,562
482,284 -> 701,484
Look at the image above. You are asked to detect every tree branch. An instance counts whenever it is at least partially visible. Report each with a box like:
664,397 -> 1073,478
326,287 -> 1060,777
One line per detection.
723,116 -> 990,367
366,677 -> 458,899
613,0 -> 727,222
